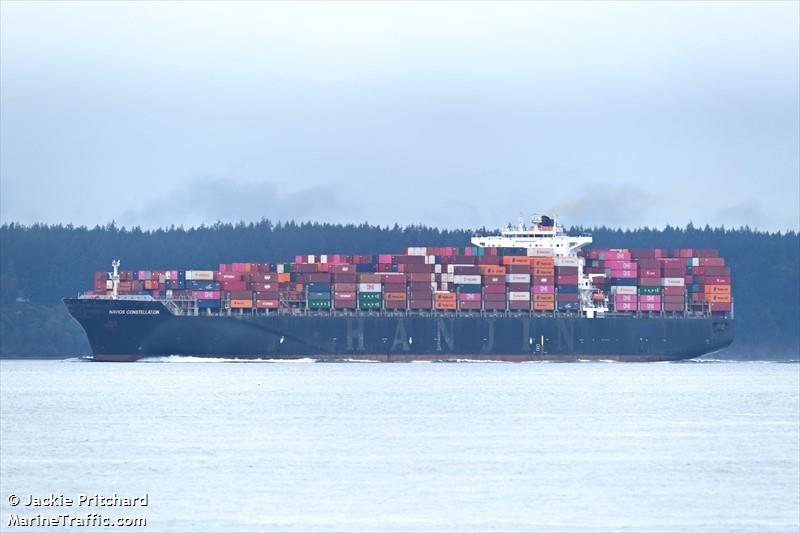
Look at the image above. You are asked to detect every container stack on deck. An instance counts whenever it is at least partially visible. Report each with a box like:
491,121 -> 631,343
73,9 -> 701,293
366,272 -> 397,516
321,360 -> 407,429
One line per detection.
88,246 -> 731,316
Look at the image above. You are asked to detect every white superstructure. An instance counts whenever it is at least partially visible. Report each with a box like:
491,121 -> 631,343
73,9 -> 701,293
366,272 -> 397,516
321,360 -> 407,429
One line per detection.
470,215 -> 592,257
472,215 -> 606,317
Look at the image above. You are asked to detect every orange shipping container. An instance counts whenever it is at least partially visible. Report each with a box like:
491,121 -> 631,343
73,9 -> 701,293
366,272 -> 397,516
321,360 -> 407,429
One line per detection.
502,256 -> 531,266
704,285 -> 731,295
434,292 -> 456,301
435,301 -> 457,310
277,273 -> 291,284
532,267 -> 555,276
706,293 -> 731,303
533,301 -> 555,310
480,265 -> 506,275
533,294 -> 555,302
230,299 -> 253,308
531,257 -> 555,268
384,292 -> 407,301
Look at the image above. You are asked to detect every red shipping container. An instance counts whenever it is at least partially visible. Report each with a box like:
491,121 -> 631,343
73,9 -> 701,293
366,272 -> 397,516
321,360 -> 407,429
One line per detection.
532,276 -> 554,285
222,280 -> 247,291
509,300 -> 530,310
663,303 -> 684,311
460,300 -> 482,310
255,290 -> 279,299
334,299 -> 357,309
663,286 -> 685,295
383,283 -> 406,293
710,302 -> 732,311
507,283 -> 530,292
483,275 -> 504,284
409,300 -> 433,309
557,293 -> 579,302
384,300 -> 407,309
638,277 -> 661,286
484,292 -> 506,302
408,273 -> 434,282
381,274 -> 407,284
229,290 -> 253,300
484,283 -> 505,294
215,272 -> 243,281
556,275 -> 579,284
251,282 -> 278,292
255,299 -> 279,309
334,291 -> 355,300
334,283 -> 357,292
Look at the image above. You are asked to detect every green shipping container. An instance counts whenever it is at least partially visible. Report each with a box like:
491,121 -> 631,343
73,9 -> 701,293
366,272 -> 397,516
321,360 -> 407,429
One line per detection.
358,292 -> 381,301
308,299 -> 331,309
359,301 -> 381,309
639,286 -> 662,295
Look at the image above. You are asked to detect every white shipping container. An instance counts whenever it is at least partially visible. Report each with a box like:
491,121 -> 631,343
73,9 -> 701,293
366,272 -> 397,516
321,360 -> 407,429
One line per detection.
611,286 -> 637,295
662,277 -> 685,287
277,264 -> 285,274
307,255 -> 315,264
509,291 -> 531,301
425,255 -> 435,265
506,273 -> 531,283
407,247 -> 426,256
434,264 -> 442,274
691,258 -> 699,267
106,280 -> 113,290
445,273 -> 454,283
528,248 -> 555,257
554,256 -> 579,267
454,275 -> 482,285
440,282 -> 449,291
320,254 -> 328,264
358,283 -> 382,293
189,270 -> 215,281
447,265 -> 455,274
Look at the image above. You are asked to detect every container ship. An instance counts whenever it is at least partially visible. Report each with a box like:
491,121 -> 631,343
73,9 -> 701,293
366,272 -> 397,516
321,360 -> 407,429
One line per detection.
64,216 -> 734,362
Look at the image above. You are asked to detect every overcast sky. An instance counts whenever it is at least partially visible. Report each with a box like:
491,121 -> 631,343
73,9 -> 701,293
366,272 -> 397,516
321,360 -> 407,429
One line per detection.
1,1 -> 798,231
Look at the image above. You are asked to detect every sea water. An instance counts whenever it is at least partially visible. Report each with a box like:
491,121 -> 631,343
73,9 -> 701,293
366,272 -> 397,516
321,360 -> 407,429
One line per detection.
1,359 -> 798,532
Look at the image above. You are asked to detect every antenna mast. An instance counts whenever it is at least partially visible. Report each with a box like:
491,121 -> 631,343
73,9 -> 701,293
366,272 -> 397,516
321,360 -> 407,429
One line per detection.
111,260 -> 120,299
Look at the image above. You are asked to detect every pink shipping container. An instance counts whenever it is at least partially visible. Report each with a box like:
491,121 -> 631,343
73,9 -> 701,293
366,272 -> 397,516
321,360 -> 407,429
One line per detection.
255,299 -> 279,309
378,254 -> 393,264
603,260 -> 637,270
640,269 -> 661,278
459,293 -> 481,301
615,302 -> 638,311
639,295 -> 662,304
609,269 -> 637,278
193,291 -> 221,299
640,302 -> 660,311
533,285 -> 555,294
614,294 -> 636,303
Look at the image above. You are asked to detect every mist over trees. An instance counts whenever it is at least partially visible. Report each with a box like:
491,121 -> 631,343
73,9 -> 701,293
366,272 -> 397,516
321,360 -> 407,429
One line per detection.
1,220 -> 798,358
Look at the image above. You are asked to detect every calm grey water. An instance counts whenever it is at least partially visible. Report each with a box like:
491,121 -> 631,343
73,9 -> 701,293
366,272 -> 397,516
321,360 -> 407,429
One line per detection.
1,359 -> 798,532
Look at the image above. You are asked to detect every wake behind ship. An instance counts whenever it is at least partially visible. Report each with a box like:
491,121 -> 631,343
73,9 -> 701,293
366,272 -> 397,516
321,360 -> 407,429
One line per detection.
65,216 -> 734,362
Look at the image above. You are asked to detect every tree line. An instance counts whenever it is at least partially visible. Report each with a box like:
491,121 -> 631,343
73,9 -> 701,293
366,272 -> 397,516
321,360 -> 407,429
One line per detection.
1,220 -> 798,358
